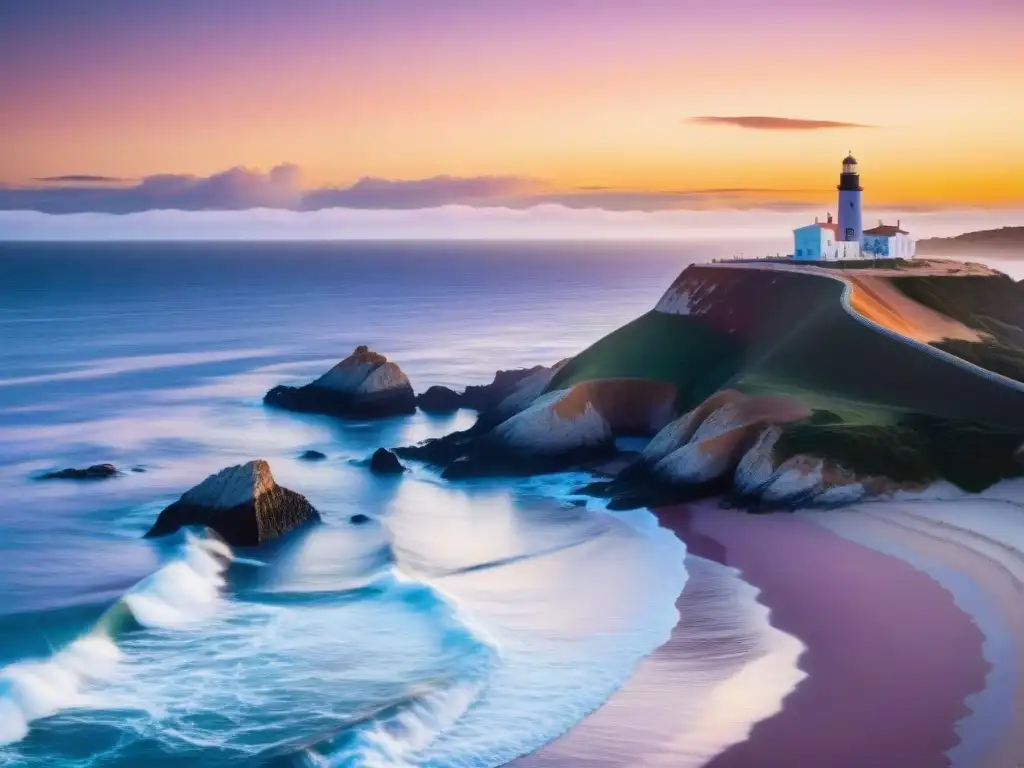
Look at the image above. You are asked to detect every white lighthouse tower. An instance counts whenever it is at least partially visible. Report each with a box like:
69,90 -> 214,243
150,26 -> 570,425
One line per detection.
836,153 -> 863,243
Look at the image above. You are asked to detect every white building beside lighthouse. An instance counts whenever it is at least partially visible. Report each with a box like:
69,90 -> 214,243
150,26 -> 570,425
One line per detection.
792,154 -> 915,262
863,221 -> 915,258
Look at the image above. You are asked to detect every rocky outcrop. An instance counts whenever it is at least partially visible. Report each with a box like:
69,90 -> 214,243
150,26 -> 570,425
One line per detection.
398,378 -> 677,478
39,463 -> 120,481
369,448 -> 405,475
415,361 -> 570,416
265,346 -> 415,419
644,391 -> 810,487
489,359 -> 572,418
583,389 -> 893,510
145,460 -> 320,546
298,450 -> 327,462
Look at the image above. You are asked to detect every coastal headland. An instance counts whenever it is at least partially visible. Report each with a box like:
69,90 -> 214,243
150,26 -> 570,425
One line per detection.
400,254 -> 1024,766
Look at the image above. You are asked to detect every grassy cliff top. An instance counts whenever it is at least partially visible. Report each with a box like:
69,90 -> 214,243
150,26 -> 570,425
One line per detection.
547,263 -> 1024,492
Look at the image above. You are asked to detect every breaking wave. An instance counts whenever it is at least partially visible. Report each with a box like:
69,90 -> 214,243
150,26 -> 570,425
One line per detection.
0,487 -> 687,768
0,531 -> 234,748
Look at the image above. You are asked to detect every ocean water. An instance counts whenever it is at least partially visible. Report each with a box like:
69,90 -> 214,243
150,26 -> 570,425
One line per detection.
0,241 -> 709,767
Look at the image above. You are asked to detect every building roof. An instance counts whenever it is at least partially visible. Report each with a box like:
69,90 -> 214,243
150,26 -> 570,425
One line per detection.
864,224 -> 908,236
793,221 -> 837,233
843,153 -> 858,166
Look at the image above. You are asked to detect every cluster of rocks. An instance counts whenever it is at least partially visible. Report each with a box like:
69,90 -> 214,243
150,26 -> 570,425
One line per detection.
53,342 -> 898,550
398,377 -> 677,479
576,390 -> 880,511
416,363 -> 566,415
263,345 -> 570,426
261,342 -> 579,439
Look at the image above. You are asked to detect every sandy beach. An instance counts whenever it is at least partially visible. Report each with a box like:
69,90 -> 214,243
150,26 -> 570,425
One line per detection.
808,496 -> 1024,767
515,498 -> 1024,768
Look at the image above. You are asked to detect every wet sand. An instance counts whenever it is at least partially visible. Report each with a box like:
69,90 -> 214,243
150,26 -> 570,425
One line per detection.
807,499 -> 1024,767
515,501 -> 990,767
510,551 -> 804,768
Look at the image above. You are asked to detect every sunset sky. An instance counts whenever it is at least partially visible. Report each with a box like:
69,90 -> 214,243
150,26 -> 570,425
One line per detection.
2,0 -> 1023,214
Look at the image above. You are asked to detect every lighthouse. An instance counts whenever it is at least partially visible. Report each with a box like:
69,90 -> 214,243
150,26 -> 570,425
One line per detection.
837,153 -> 863,243
792,154 -> 915,261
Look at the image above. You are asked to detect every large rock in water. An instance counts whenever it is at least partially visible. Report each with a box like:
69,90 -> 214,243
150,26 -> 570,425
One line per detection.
145,460 -> 320,546
416,385 -> 464,413
369,448 -> 405,475
265,346 -> 415,418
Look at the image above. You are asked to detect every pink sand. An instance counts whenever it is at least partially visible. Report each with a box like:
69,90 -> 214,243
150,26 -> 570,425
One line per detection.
672,503 -> 988,768
516,502 -> 988,767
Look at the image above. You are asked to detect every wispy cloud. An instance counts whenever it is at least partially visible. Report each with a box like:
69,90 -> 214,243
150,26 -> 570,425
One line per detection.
34,175 -> 129,184
0,166 -> 824,214
687,116 -> 873,130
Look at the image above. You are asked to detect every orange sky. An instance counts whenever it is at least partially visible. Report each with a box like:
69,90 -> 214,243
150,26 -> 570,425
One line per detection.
2,1 -> 1023,209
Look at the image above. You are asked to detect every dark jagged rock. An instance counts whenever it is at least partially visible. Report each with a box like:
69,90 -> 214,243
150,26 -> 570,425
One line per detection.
265,346 -> 415,419
400,432 -> 616,480
395,425 -> 479,466
369,448 -> 405,475
460,368 -> 543,411
299,449 -> 327,462
403,376 -> 677,480
349,513 -> 371,525
414,366 -> 546,414
145,460 -> 320,547
39,463 -> 120,481
415,386 -> 463,414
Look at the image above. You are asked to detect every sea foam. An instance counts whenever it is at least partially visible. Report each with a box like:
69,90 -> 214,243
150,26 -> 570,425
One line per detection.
0,531 -> 233,748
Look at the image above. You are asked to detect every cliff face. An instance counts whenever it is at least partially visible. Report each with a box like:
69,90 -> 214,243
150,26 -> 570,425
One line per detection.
400,262 -> 1024,506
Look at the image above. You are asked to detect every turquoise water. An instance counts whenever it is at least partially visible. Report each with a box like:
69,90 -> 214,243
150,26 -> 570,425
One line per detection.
0,241 -> 695,766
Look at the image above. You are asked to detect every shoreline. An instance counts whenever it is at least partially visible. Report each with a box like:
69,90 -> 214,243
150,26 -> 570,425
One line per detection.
516,500 -> 996,767
509,548 -> 804,768
806,498 -> 1024,767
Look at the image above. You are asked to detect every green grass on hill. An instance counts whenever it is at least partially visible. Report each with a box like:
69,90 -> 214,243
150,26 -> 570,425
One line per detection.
776,415 -> 1024,492
549,311 -> 744,410
731,374 -> 901,427
892,274 -> 1024,384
